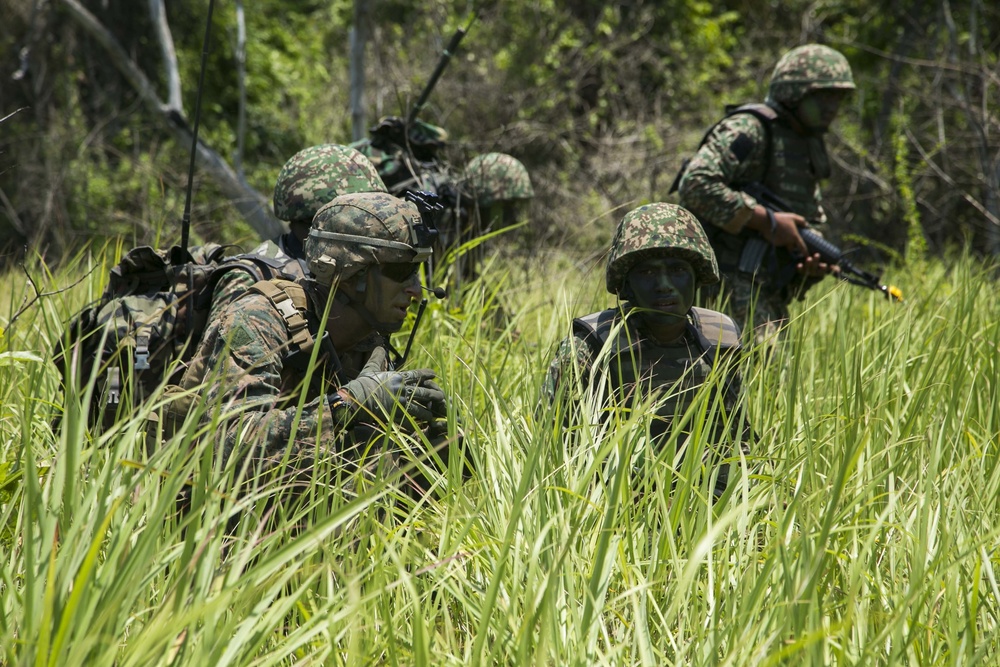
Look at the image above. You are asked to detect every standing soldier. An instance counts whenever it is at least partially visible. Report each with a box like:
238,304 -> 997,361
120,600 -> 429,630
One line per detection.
677,44 -> 854,341
174,192 -> 449,496
544,203 -> 751,498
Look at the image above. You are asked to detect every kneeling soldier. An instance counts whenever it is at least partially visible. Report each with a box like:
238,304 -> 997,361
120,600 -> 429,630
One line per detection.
544,203 -> 751,497
177,191 -> 450,496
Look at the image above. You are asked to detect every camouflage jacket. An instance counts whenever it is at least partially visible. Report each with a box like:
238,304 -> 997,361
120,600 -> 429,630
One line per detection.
677,108 -> 830,270
207,238 -> 310,324
179,278 -> 382,471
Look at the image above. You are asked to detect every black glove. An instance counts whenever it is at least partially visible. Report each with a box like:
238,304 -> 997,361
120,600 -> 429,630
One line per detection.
337,347 -> 447,425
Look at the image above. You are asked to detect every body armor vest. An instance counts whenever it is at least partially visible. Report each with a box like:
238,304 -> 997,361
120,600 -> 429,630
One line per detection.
755,110 -> 829,225
572,307 -> 742,442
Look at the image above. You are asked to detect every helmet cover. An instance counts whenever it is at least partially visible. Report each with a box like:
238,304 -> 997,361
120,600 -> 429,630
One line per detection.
767,44 -> 856,107
305,192 -> 429,286
273,144 -> 387,224
606,203 -> 719,294
463,152 -> 534,207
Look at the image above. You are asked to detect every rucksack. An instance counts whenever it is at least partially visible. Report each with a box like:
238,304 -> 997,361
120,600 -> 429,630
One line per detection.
54,243 -> 283,430
668,103 -> 778,194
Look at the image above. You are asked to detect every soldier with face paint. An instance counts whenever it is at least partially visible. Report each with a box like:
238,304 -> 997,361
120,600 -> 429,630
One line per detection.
176,192 -> 450,497
678,44 -> 855,342
544,203 -> 751,497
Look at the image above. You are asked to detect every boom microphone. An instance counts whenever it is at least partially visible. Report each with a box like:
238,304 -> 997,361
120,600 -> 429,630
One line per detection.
422,285 -> 447,299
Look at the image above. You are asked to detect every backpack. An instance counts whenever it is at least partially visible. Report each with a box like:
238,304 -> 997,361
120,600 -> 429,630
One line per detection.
54,243 -> 282,430
668,103 -> 778,194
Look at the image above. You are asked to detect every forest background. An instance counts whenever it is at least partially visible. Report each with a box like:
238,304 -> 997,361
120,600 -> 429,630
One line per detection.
1,0 -> 999,264
3,2 -> 1000,664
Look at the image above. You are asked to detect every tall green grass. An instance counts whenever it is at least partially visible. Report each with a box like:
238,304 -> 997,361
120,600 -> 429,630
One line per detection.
1,246 -> 998,665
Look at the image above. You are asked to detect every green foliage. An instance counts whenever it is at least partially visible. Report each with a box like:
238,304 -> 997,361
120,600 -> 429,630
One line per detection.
891,111 -> 927,262
1,243 -> 999,663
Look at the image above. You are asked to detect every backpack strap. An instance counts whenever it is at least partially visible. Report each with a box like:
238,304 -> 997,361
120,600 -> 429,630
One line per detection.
687,306 -> 742,360
250,279 -> 316,356
572,309 -> 619,359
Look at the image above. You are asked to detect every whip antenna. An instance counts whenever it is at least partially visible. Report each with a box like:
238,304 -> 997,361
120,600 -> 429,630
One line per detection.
180,0 -> 217,251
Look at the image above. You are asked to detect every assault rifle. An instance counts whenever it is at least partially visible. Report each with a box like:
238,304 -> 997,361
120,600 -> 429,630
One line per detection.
744,183 -> 904,302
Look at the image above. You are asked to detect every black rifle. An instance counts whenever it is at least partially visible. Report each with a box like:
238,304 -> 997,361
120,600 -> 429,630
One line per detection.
406,21 -> 473,127
744,183 -> 903,302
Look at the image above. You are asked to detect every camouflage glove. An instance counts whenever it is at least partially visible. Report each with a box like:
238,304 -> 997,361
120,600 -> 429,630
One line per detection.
334,347 -> 447,426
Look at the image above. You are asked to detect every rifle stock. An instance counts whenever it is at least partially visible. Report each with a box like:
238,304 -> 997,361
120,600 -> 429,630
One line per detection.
744,183 -> 903,302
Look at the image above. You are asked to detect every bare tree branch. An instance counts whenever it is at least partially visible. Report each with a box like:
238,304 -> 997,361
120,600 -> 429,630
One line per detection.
60,0 -> 284,240
147,0 -> 182,111
234,0 -> 247,177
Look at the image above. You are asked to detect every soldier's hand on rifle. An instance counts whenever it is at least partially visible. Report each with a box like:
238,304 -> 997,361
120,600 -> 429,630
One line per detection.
748,205 -> 809,256
337,348 -> 448,426
796,252 -> 839,277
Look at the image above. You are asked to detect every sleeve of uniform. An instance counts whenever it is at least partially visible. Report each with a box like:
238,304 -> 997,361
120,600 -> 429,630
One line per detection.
206,268 -> 258,323
194,292 -> 340,466
542,334 -> 596,405
678,114 -> 769,234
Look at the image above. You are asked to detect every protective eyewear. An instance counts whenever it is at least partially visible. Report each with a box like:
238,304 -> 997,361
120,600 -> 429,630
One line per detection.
379,262 -> 421,283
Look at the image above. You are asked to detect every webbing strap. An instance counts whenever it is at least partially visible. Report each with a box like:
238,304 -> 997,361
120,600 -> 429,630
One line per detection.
251,280 -> 315,355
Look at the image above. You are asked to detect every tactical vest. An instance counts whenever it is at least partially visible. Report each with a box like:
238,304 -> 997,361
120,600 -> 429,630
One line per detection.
250,278 -> 341,398
679,103 -> 829,225
572,307 -> 742,441
750,106 -> 829,225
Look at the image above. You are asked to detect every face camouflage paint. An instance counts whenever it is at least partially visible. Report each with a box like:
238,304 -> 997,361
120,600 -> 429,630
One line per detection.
626,257 -> 696,323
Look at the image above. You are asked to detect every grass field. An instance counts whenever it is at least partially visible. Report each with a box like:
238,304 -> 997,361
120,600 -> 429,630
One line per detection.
1,244 -> 998,665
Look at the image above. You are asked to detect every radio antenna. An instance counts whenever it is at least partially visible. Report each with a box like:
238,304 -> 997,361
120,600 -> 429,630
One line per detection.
179,0 -> 217,252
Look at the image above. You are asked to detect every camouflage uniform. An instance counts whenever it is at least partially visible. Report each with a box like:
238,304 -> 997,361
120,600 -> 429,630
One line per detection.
545,203 -> 749,497
678,44 -> 855,340
208,145 -> 387,321
178,192 -> 442,490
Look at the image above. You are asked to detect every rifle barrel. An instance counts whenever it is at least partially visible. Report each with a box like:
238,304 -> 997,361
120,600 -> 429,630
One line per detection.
406,28 -> 467,126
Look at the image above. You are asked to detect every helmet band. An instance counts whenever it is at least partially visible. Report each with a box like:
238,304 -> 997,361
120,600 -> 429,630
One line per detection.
308,229 -> 414,253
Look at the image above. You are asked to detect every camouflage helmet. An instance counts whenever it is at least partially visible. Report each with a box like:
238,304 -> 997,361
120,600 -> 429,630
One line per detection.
305,192 -> 433,286
463,153 -> 534,206
605,203 -> 719,294
767,44 -> 855,107
273,144 -> 387,224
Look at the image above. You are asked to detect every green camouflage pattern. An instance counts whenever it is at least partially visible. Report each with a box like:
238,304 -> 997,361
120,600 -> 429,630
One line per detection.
305,192 -> 424,286
606,203 -> 719,294
677,112 -> 828,236
463,153 -> 534,206
767,44 -> 855,107
207,239 -> 308,324
273,144 -> 386,224
176,284 -> 390,477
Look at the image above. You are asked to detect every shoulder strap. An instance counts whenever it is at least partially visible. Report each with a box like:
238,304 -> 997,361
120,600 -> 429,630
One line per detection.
724,103 -> 777,179
687,306 -> 742,359
572,309 -> 621,358
250,279 -> 316,355
670,102 -> 778,194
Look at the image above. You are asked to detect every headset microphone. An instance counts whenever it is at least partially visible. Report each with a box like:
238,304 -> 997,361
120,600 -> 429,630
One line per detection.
422,285 -> 448,299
